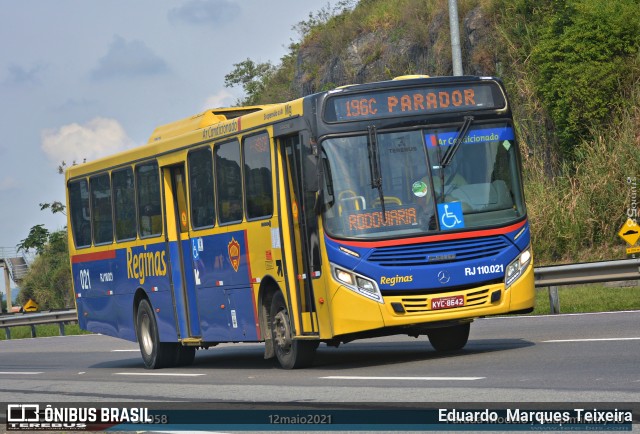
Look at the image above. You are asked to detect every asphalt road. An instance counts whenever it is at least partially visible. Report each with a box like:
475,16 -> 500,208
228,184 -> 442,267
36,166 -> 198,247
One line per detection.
0,310 -> 638,406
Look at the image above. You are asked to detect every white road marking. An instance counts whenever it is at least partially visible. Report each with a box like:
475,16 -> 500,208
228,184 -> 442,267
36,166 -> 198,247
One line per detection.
543,337 -> 640,343
320,376 -> 484,381
487,310 -> 640,319
114,372 -> 205,377
0,371 -> 43,375
111,349 -> 140,352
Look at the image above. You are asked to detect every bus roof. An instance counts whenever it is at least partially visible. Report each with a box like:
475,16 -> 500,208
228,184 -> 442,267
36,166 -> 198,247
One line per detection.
64,101 -> 298,180
147,106 -> 269,144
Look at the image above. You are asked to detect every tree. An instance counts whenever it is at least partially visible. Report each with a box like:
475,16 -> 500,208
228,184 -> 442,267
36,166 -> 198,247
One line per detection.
17,224 -> 50,255
224,58 -> 276,105
17,229 -> 72,309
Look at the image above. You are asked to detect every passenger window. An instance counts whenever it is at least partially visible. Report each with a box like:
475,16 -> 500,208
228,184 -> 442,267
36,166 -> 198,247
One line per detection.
215,141 -> 243,224
188,147 -> 215,229
136,162 -> 162,237
244,133 -> 273,219
90,173 -> 114,245
68,179 -> 91,248
112,168 -> 137,241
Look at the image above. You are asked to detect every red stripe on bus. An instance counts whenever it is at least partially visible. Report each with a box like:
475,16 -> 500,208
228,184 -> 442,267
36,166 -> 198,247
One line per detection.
72,250 -> 116,264
329,219 -> 528,249
243,230 -> 261,340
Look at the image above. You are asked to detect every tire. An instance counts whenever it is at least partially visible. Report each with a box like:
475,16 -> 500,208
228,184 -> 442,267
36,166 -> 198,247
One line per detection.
269,291 -> 317,369
136,299 -> 176,369
427,322 -> 470,352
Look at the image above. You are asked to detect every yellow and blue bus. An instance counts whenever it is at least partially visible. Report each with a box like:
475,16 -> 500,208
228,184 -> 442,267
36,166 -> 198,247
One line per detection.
66,75 -> 534,369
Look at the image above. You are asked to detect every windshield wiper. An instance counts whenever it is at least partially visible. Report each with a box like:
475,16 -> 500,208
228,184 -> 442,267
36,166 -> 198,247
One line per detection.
437,116 -> 474,203
440,116 -> 474,168
367,125 -> 386,220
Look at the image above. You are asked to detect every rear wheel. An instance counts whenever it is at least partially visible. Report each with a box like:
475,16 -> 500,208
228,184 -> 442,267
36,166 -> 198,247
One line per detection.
427,323 -> 470,352
136,299 -> 176,369
270,291 -> 317,369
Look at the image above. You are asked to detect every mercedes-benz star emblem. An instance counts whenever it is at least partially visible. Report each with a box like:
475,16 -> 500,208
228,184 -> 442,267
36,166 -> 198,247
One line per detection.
437,270 -> 450,284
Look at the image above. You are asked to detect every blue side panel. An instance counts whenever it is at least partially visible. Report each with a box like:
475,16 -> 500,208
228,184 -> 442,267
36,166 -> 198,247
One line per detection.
149,290 -> 179,342
71,242 -> 179,343
166,241 -> 190,339
191,230 -> 251,288
180,238 -> 201,336
195,286 -> 230,341
227,287 -> 259,341
188,230 -> 258,342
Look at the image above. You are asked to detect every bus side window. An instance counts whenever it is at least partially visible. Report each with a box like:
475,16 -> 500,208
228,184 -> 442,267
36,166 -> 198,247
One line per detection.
68,179 -> 91,248
112,168 -> 137,241
188,147 -> 215,229
243,133 -> 273,220
90,173 -> 114,245
136,162 -> 162,237
215,140 -> 243,224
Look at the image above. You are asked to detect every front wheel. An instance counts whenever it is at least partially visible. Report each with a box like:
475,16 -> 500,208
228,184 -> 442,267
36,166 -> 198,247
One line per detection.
270,291 -> 317,369
136,299 -> 177,369
427,322 -> 470,352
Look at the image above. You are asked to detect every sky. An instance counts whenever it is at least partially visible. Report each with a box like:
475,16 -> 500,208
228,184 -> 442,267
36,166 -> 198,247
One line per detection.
0,1 -> 343,271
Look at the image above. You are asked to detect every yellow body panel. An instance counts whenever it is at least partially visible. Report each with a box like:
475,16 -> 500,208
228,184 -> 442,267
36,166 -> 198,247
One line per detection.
330,286 -> 385,336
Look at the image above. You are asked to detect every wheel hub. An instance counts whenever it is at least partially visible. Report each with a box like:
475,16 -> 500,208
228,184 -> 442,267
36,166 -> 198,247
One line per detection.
273,310 -> 292,351
140,315 -> 153,355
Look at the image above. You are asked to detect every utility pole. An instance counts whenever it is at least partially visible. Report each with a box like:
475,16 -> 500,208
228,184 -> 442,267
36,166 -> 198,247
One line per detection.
448,0 -> 464,76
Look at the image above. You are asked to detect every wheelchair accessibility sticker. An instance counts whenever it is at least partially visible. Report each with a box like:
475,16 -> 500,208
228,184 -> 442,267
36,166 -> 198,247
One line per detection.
437,202 -> 465,230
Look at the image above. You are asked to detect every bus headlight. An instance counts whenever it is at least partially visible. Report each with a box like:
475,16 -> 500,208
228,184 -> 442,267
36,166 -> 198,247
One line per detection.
505,247 -> 532,289
331,263 -> 383,303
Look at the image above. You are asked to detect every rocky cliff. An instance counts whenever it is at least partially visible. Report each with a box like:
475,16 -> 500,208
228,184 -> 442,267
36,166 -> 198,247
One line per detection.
293,4 -> 495,96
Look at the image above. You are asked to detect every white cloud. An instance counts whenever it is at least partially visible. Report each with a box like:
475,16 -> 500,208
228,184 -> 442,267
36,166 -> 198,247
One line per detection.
41,117 -> 135,165
202,89 -> 235,109
0,177 -> 18,191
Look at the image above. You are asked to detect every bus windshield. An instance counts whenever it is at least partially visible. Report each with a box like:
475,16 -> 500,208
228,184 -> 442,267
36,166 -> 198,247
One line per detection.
321,122 -> 525,239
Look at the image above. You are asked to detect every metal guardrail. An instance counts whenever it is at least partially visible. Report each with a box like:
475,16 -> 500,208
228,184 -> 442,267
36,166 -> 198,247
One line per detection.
534,258 -> 640,314
0,310 -> 77,340
0,259 -> 638,339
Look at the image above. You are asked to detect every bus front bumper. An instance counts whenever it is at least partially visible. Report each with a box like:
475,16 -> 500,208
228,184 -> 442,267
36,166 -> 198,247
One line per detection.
329,263 -> 535,337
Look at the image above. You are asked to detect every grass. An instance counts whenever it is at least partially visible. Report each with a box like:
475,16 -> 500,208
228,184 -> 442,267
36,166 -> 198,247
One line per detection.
531,284 -> 640,315
0,323 -> 91,341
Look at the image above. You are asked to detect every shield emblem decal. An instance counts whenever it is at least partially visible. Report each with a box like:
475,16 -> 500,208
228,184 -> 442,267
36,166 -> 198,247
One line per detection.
228,237 -> 240,272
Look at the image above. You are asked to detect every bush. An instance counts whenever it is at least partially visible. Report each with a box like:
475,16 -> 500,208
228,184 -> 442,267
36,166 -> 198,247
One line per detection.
525,80 -> 640,263
530,0 -> 640,158
18,230 -> 73,309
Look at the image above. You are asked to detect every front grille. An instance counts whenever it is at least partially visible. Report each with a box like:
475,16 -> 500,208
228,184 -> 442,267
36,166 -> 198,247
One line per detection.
367,236 -> 510,267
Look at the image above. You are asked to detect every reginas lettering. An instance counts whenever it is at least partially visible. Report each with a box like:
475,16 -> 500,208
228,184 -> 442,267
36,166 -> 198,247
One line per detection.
380,275 -> 414,286
127,246 -> 167,285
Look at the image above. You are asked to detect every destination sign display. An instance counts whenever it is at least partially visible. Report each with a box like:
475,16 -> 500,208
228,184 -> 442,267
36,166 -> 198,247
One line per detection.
344,206 -> 418,234
324,82 -> 505,122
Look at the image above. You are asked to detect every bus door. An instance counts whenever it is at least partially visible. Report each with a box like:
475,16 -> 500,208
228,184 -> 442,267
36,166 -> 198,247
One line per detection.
280,134 -> 320,337
163,164 -> 201,339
